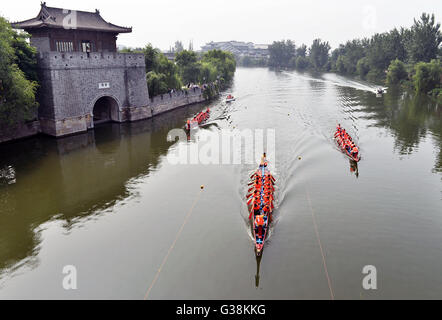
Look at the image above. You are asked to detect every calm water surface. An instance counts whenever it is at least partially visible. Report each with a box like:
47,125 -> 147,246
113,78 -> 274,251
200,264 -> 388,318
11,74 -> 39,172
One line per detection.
0,67 -> 441,299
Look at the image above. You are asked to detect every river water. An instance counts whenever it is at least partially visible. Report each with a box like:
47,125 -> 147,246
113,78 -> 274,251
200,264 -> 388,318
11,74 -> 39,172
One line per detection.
0,67 -> 441,299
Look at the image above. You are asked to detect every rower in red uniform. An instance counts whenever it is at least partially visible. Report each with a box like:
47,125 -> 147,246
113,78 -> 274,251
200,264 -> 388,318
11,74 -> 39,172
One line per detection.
255,215 -> 264,236
352,146 -> 359,158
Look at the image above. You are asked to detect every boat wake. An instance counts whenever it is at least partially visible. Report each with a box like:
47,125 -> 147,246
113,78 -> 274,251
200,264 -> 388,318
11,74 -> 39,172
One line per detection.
287,71 -> 381,94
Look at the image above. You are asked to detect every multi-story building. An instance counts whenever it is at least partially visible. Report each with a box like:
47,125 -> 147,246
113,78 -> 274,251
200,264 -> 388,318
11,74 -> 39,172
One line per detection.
201,41 -> 269,58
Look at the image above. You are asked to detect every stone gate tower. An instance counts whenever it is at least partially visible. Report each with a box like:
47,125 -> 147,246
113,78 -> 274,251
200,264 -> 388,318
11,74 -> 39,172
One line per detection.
12,3 -> 151,137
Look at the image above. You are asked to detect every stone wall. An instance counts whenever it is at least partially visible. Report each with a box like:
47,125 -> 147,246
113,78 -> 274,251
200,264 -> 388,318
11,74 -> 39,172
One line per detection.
0,54 -> 217,144
0,121 -> 41,144
150,87 -> 206,116
37,51 -> 149,136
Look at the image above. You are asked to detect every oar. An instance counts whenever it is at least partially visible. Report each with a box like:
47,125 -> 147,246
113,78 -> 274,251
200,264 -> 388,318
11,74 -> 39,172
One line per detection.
250,172 -> 261,179
246,191 -> 257,199
248,207 -> 254,220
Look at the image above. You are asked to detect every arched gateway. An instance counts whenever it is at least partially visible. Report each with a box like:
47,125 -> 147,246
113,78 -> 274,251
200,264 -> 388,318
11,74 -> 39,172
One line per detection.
92,96 -> 120,125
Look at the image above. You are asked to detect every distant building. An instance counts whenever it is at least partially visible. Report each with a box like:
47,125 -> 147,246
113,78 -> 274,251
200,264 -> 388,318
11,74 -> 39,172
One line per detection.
163,51 -> 176,61
201,41 -> 269,58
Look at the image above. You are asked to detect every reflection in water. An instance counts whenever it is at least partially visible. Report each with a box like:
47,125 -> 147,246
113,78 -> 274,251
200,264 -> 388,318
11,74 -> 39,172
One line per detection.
360,89 -> 441,171
0,165 -> 16,185
350,160 -> 359,178
255,254 -> 262,288
0,102 -> 210,276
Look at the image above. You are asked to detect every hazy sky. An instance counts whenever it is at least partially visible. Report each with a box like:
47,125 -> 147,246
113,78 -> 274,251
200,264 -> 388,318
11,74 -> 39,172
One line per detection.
2,0 -> 441,51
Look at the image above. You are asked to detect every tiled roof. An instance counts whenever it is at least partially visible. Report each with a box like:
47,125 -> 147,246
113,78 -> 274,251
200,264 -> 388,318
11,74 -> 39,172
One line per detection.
11,3 -> 131,33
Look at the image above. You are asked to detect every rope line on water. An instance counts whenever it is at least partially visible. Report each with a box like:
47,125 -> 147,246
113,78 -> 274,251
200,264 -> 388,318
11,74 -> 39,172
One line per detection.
144,188 -> 203,300
306,188 -> 335,300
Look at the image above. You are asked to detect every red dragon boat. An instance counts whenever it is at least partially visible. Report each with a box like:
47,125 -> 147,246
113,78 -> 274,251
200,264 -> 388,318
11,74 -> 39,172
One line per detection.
334,125 -> 361,162
185,108 -> 210,131
246,153 -> 275,255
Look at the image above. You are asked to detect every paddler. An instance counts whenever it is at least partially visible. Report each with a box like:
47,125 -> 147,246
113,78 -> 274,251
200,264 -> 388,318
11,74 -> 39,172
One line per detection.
253,202 -> 260,215
255,214 -> 265,236
352,146 -> 359,158
260,153 -> 268,167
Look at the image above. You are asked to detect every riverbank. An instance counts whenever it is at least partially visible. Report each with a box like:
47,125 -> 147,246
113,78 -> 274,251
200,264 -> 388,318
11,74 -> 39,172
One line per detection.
0,121 -> 41,144
0,85 -> 220,144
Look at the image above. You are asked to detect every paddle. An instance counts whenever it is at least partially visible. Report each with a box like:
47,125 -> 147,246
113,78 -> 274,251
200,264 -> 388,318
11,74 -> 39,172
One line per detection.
250,172 -> 261,179
246,192 -> 258,199
248,207 -> 254,220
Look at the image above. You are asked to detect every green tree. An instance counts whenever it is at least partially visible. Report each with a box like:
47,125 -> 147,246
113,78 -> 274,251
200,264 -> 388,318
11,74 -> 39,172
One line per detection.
201,49 -> 236,82
140,44 -> 182,96
308,39 -> 330,70
0,16 -> 38,126
407,13 -> 442,63
146,71 -> 168,96
199,61 -> 217,83
295,56 -> 309,70
413,59 -> 441,93
141,44 -> 159,73
366,33 -> 393,73
268,40 -> 295,67
175,50 -> 200,84
356,57 -> 370,77
296,44 -> 307,57
335,55 -> 348,74
11,32 -> 38,82
386,59 -> 408,85
332,39 -> 367,74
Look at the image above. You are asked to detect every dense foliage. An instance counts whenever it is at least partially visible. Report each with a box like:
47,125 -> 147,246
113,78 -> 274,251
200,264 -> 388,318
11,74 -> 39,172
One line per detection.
0,16 -> 38,126
308,39 -> 331,71
413,60 -> 442,94
330,13 -> 441,84
386,59 -> 408,85
266,13 -> 441,99
268,40 -> 295,67
142,44 -> 182,97
201,49 -> 236,83
122,46 -> 236,97
144,48 -> 235,97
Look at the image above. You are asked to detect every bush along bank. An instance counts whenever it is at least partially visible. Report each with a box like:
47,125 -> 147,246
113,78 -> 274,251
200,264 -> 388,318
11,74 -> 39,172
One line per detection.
121,46 -> 236,99
267,13 -> 441,102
